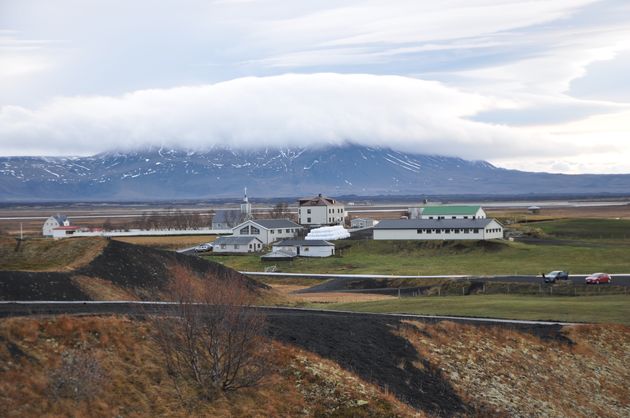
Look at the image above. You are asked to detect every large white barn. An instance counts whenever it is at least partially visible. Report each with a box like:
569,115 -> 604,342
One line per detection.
373,219 -> 503,240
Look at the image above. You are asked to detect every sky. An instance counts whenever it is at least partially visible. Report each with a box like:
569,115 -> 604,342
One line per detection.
1,0 -> 630,174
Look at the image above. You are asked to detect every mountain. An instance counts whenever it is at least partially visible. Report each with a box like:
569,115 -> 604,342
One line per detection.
1,145 -> 629,201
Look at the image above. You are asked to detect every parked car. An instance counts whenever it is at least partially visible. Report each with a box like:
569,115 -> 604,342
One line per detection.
194,243 -> 213,252
542,270 -> 569,283
585,273 -> 612,284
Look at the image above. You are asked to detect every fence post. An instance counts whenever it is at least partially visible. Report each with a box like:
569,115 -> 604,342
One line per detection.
507,284 -> 510,294
398,288 -> 401,299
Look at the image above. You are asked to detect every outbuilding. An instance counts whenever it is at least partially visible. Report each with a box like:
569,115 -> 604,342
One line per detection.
350,218 -> 377,229
373,218 -> 503,240
271,239 -> 335,257
212,236 -> 263,253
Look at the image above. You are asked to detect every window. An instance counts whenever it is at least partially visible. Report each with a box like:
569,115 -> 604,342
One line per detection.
220,244 -> 226,249
286,229 -> 290,233
250,226 -> 260,234
429,216 -> 434,219
270,230 -> 274,234
417,229 -> 422,234
445,229 -> 450,234
427,229 -> 432,234
464,216 -> 468,219
304,247 -> 309,251
249,244 -> 252,249
464,229 -> 469,233
452,216 -> 457,219
438,216 -> 445,220
454,229 -> 460,234
234,245 -> 239,249
307,217 -> 311,223
307,209 -> 311,214
239,226 -> 250,235
474,229 -> 479,233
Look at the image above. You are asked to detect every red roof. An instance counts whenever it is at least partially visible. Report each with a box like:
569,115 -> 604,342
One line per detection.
53,226 -> 80,230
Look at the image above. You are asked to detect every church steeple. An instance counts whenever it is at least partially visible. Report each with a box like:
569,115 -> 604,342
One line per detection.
240,187 -> 252,219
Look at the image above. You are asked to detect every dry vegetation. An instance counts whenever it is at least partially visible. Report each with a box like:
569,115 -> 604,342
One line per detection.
112,235 -> 217,250
271,284 -> 395,304
398,320 -> 630,417
0,237 -> 107,271
0,316 -> 416,418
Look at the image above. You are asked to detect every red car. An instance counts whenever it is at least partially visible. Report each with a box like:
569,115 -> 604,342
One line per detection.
585,273 -> 612,284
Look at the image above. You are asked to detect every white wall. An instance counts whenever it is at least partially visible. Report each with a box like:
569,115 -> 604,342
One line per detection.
213,240 -> 262,253
420,208 -> 487,220
374,221 -> 502,241
272,244 -> 334,257
298,204 -> 345,225
42,217 -> 60,236
234,221 -> 301,244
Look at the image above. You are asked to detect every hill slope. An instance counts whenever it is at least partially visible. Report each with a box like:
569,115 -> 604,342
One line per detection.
2,145 -> 630,200
0,238 -> 263,301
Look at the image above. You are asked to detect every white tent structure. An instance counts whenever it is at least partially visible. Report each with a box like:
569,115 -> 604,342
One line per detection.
305,225 -> 350,241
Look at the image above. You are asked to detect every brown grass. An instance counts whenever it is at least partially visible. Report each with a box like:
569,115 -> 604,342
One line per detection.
269,284 -> 396,304
112,235 -> 217,250
0,315 -> 417,418
0,237 -> 107,271
71,276 -> 138,301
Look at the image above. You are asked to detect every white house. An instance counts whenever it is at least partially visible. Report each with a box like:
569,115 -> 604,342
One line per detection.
43,214 -> 71,236
350,218 -> 377,229
297,194 -> 346,226
373,218 -> 503,240
232,219 -> 303,245
420,205 -> 486,220
271,239 -> 335,257
212,236 -> 263,253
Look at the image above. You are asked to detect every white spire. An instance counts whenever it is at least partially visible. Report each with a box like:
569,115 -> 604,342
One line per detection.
243,187 -> 248,203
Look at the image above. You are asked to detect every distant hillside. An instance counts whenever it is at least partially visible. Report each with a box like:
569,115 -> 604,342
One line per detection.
0,238 -> 264,301
2,145 -> 630,200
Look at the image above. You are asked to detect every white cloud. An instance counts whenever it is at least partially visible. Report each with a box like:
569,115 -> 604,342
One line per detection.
1,72 -> 626,168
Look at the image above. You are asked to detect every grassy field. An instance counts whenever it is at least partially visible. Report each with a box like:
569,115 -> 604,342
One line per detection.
205,237 -> 630,275
534,218 -> 630,240
311,294 -> 630,325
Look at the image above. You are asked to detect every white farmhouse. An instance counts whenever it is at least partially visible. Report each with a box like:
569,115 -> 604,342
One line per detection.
212,236 -> 263,253
373,219 -> 503,240
298,194 -> 346,226
43,214 -> 71,236
420,205 -> 486,220
271,239 -> 335,258
232,219 -> 303,245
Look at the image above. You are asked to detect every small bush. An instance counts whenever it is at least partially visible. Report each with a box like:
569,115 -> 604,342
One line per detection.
49,348 -> 105,401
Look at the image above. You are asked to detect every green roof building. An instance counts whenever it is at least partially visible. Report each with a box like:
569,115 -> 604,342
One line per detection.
421,205 -> 486,220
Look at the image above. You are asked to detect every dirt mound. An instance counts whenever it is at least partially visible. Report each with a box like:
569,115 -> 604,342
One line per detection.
0,239 -> 265,301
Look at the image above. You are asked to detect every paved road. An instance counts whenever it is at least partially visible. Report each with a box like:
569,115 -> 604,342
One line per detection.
0,301 -> 576,326
242,271 -> 630,287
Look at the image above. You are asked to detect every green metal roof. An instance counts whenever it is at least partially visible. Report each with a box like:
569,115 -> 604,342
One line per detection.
421,205 -> 482,216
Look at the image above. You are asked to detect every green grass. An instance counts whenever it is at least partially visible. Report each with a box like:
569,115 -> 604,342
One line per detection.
312,294 -> 630,325
535,218 -> 630,240
205,238 -> 630,276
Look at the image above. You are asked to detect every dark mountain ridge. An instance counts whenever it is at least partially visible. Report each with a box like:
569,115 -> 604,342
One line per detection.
1,145 -> 629,201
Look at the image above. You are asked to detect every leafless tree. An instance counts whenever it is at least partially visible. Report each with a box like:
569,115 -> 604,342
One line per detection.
268,202 -> 291,219
150,266 -> 271,402
223,210 -> 244,228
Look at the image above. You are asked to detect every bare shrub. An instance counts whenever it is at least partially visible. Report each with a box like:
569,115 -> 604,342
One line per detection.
49,348 -> 105,401
268,202 -> 292,219
150,266 -> 271,402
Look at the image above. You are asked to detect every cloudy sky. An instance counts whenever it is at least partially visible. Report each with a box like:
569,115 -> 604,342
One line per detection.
1,0 -> 629,173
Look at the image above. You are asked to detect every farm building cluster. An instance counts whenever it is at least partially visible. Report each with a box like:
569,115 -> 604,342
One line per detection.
43,192 -> 504,258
